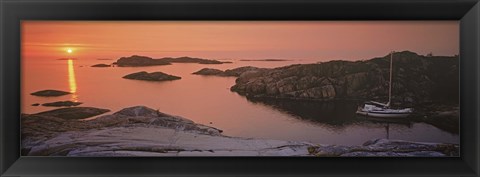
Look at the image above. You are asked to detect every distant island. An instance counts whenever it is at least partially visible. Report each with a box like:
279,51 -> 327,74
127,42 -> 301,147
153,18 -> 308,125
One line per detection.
56,58 -> 78,60
193,66 -> 266,77
239,59 -> 291,62
91,64 -> 111,67
114,55 -> 231,67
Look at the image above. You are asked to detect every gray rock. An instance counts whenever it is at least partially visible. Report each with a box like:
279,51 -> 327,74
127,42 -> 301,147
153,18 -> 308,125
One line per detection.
21,106 -> 458,157
309,139 -> 459,157
122,71 -> 181,81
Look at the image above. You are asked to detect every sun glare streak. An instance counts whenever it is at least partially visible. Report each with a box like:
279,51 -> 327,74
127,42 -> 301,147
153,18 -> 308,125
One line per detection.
67,59 -> 78,101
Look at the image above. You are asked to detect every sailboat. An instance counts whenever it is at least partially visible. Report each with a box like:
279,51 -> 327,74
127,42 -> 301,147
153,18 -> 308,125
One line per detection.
356,51 -> 413,118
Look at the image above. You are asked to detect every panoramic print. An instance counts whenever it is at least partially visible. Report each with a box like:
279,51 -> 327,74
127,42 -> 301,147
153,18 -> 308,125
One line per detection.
21,21 -> 459,156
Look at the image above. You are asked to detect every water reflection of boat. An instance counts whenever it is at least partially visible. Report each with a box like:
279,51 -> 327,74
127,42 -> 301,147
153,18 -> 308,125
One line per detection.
356,51 -> 413,118
357,113 -> 413,126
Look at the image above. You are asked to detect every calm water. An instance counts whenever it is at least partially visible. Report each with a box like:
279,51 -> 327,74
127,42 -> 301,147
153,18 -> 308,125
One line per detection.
21,58 -> 459,146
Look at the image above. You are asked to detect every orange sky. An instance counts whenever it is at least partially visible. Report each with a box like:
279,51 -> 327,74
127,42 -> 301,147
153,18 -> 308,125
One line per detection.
22,21 -> 459,61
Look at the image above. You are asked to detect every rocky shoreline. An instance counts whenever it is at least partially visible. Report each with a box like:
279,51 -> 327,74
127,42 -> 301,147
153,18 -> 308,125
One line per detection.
21,106 -> 459,156
230,51 -> 458,106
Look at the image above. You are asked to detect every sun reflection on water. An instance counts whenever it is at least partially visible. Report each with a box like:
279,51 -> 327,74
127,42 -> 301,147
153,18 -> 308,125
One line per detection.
67,59 -> 78,101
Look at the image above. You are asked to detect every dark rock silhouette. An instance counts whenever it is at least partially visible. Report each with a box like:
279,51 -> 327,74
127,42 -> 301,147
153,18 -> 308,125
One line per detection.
192,68 -> 224,75
91,64 -> 111,67
115,55 -> 229,67
31,90 -> 70,97
123,71 -> 181,81
33,107 -> 110,120
160,56 -> 230,64
42,101 -> 83,107
116,55 -> 171,67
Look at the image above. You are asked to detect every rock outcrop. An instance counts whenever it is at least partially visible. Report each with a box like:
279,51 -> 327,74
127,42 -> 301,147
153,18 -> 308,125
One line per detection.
122,71 -> 181,81
42,101 -> 83,107
21,106 -> 458,156
231,51 -> 459,105
308,139 -> 458,157
32,107 -> 110,120
31,90 -> 70,97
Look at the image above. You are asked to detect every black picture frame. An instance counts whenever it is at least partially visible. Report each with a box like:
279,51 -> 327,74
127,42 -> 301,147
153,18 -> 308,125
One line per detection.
1,0 -> 479,176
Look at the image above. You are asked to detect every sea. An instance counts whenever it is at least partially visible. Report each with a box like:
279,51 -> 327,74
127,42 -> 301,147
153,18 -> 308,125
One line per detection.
21,58 -> 459,145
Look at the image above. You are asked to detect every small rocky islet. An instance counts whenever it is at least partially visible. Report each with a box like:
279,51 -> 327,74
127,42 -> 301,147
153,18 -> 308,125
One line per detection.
30,90 -> 71,97
21,105 -> 458,156
91,64 -> 111,67
41,101 -> 83,107
122,71 -> 181,81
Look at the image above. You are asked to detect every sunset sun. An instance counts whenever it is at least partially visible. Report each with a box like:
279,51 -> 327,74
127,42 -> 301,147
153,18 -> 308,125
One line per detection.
66,48 -> 73,54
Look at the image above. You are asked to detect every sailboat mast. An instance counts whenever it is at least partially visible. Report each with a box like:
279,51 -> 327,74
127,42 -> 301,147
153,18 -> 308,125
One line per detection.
387,51 -> 393,108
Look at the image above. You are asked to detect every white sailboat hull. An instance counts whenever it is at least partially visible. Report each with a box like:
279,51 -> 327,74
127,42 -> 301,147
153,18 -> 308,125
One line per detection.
356,103 -> 413,118
356,110 -> 411,118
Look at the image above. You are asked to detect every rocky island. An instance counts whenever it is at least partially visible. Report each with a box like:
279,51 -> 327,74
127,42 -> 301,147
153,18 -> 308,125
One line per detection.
123,71 -> 181,81
21,106 -> 458,156
160,56 -> 232,64
91,64 -> 111,67
115,55 -> 171,67
114,55 -> 230,67
230,51 -> 458,105
240,59 -> 290,62
31,90 -> 71,97
193,66 -> 266,77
